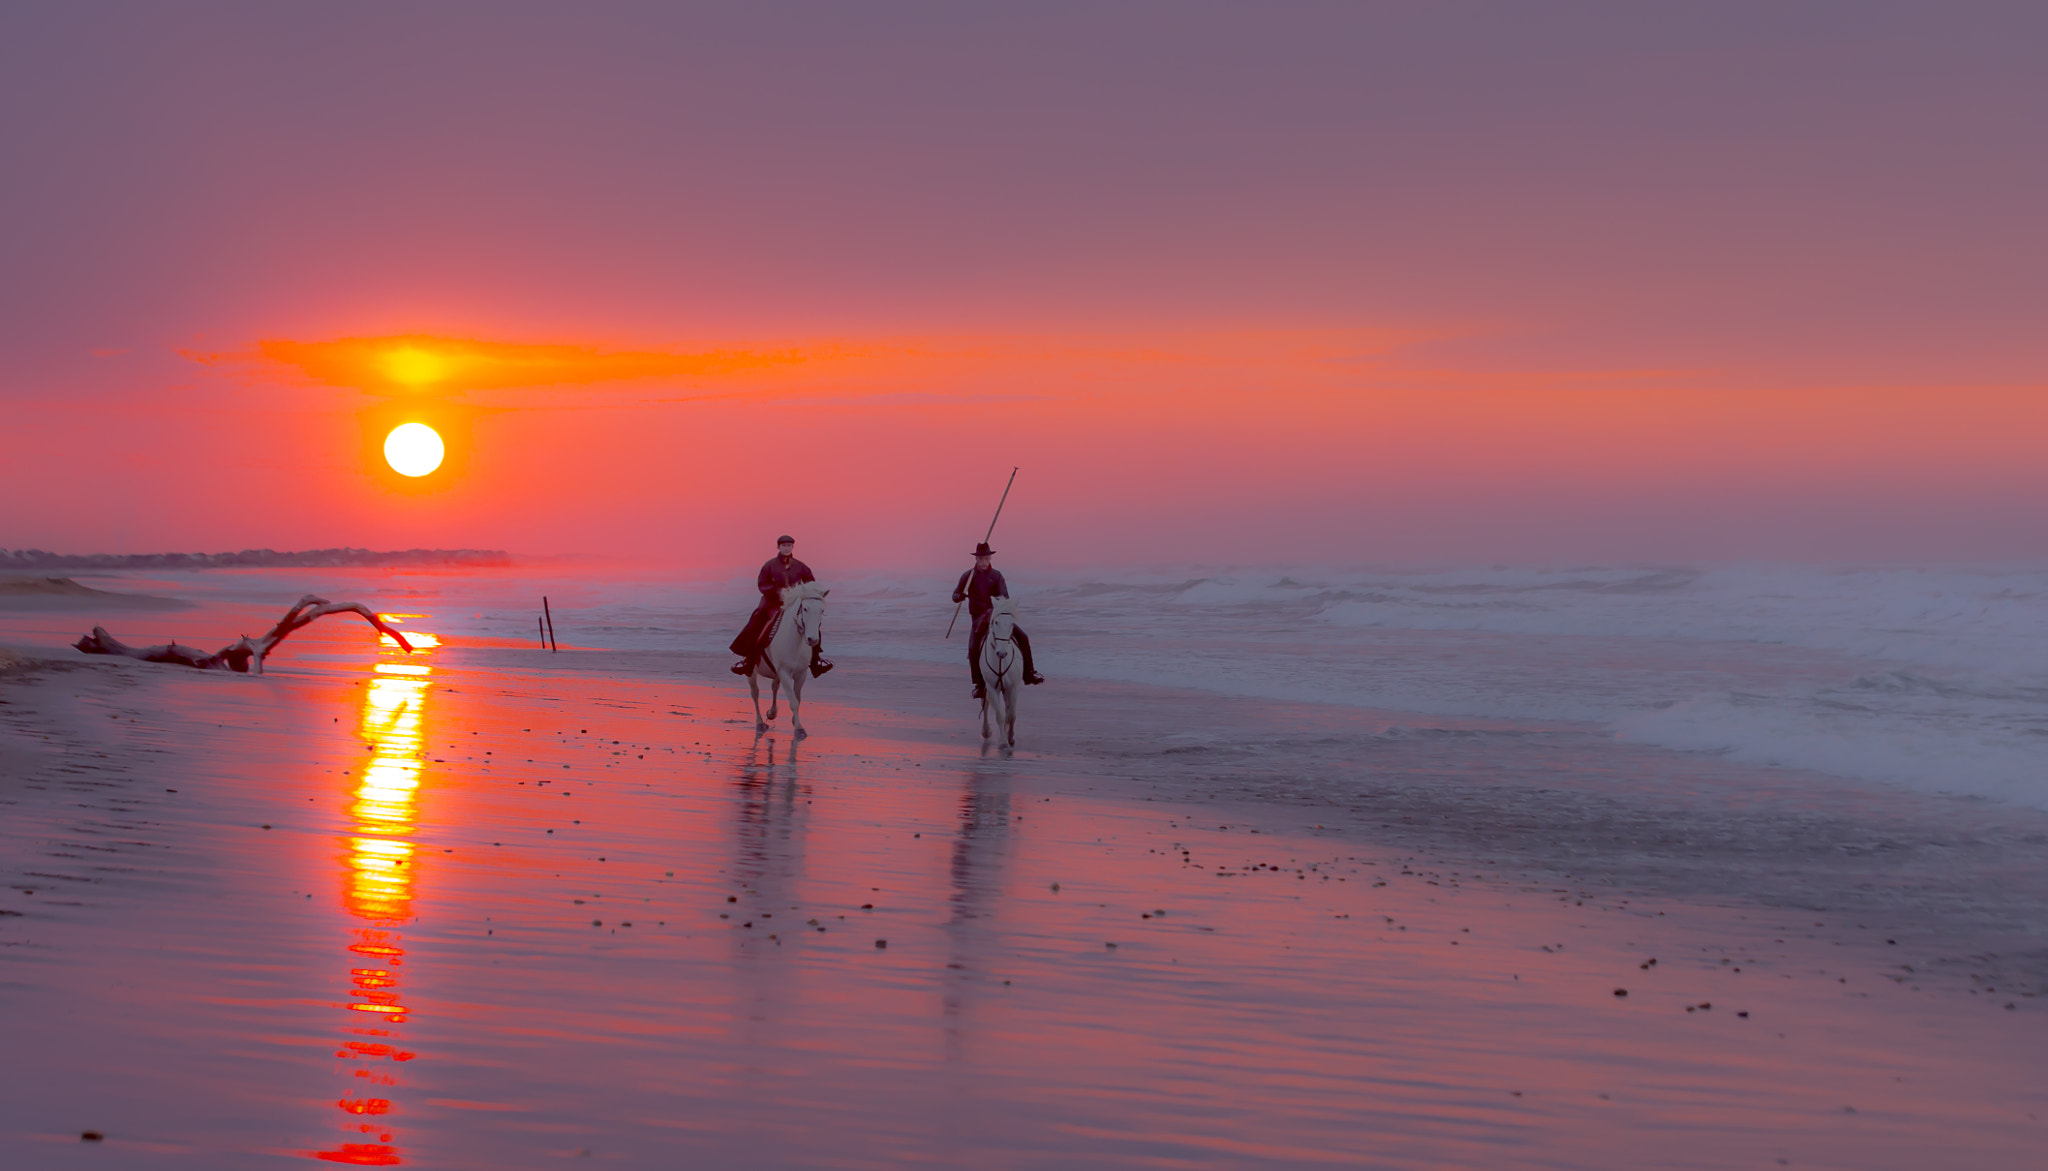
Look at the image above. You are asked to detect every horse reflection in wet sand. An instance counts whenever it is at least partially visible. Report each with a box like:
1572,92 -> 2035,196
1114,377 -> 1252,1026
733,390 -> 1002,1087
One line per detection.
749,583 -> 829,737
978,598 -> 1022,750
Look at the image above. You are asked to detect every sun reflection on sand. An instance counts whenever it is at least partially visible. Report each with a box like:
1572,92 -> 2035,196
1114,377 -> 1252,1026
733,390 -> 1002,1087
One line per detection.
316,639 -> 435,1165
942,769 -> 1012,1057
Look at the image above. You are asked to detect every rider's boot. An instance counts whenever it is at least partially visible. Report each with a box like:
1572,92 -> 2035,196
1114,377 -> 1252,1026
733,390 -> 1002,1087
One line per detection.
972,682 -> 986,700
1021,645 -> 1045,685
810,646 -> 834,677
730,656 -> 754,675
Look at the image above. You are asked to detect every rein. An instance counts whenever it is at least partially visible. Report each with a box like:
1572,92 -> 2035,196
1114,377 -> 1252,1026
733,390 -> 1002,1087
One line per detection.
791,602 -> 817,646
983,618 -> 1019,682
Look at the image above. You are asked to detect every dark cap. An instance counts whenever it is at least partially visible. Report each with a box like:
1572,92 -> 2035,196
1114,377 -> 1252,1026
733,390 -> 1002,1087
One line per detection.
777,535 -> 795,545
974,542 -> 995,557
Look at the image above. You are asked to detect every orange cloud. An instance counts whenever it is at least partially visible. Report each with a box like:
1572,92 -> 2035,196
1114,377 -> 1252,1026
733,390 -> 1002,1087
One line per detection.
188,334 -> 847,396
187,327 -> 1437,404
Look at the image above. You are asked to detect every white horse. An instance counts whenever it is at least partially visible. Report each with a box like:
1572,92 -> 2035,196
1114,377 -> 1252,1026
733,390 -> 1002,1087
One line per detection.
978,598 -> 1022,749
749,583 -> 829,738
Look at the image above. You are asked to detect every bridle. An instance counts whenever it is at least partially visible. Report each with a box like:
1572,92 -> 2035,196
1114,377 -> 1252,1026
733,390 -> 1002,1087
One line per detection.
791,595 -> 823,647
984,610 -> 1018,681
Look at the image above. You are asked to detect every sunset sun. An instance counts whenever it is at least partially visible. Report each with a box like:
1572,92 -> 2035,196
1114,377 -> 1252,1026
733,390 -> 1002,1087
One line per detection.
382,422 -> 444,477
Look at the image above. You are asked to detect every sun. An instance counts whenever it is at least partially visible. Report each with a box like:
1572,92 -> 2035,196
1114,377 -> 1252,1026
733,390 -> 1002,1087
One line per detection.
383,423 -> 445,477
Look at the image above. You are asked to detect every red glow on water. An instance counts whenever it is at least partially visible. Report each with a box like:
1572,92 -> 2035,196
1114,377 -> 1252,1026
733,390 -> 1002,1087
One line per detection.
313,1144 -> 401,1166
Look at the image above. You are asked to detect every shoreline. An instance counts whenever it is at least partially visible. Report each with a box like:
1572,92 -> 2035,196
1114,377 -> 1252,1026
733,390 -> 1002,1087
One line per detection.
10,637 -> 2048,996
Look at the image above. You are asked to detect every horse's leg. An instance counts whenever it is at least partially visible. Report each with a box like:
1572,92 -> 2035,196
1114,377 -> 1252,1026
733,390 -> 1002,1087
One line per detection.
979,684 -> 991,739
749,675 -> 767,733
995,677 -> 1012,749
765,673 -> 780,722
1004,679 -> 1018,747
789,674 -> 807,738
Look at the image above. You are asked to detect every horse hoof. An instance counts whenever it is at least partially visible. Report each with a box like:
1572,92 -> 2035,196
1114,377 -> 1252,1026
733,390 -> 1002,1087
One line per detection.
794,727 -> 808,740
755,721 -> 768,733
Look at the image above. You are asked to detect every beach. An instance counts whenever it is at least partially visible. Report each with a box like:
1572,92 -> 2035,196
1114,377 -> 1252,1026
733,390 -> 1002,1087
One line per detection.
3,568 -> 2046,1168
11,3 -> 2048,1165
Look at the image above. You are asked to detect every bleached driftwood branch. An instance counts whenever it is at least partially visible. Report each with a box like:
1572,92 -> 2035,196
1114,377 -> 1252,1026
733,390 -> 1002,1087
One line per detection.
75,594 -> 413,674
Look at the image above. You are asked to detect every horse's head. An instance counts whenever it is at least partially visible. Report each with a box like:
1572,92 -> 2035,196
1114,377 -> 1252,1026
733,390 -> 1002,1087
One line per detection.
784,582 -> 828,646
986,597 -> 1016,640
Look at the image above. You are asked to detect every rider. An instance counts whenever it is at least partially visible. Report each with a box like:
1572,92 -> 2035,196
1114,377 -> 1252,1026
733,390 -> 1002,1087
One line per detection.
954,542 -> 1044,699
730,535 -> 834,678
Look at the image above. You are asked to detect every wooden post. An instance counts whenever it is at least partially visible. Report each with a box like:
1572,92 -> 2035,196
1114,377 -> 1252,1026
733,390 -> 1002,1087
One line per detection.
543,596 -> 559,652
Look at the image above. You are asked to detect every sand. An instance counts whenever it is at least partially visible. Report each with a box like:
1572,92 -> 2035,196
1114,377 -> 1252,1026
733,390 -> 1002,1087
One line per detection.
2,618 -> 2046,1168
0,576 -> 186,611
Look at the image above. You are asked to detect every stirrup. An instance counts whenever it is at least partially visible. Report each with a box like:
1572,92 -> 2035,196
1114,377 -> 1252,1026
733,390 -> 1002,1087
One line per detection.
1024,671 -> 1045,685
810,658 -> 834,677
730,659 -> 753,675
971,684 -> 985,699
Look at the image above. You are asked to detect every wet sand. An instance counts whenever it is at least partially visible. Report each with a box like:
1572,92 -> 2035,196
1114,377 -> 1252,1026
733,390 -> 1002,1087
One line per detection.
3,613 -> 2047,1168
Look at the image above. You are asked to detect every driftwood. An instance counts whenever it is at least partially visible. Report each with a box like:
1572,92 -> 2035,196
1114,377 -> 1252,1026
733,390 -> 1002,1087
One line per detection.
75,594 -> 413,673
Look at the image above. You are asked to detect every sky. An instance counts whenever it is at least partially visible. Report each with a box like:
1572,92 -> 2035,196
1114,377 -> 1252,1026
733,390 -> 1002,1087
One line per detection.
3,2 -> 2045,571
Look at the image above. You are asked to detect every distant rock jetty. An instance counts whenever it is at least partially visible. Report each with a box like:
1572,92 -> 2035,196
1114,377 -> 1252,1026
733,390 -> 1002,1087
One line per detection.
0,547 -> 513,570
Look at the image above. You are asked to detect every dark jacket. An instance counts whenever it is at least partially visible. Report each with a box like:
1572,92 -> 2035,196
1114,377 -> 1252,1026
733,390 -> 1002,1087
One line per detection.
759,556 -> 816,603
953,566 -> 1008,619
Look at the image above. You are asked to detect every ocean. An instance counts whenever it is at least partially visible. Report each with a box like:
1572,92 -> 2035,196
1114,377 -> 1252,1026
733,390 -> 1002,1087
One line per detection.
66,559 -> 2048,811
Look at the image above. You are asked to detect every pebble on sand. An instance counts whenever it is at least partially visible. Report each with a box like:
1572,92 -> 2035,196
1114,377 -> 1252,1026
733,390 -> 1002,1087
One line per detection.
1614,989 -> 1628,997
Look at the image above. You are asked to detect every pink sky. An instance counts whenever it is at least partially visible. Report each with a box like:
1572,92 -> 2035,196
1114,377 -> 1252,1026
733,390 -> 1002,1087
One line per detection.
4,4 -> 2044,569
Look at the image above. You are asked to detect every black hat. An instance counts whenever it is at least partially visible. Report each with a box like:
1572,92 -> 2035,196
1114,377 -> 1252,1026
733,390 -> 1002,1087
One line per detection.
974,542 -> 995,557
777,535 -> 795,545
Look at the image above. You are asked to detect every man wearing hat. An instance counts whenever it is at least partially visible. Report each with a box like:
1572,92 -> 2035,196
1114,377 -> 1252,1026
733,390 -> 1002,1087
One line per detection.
953,542 -> 1044,699
730,535 -> 833,677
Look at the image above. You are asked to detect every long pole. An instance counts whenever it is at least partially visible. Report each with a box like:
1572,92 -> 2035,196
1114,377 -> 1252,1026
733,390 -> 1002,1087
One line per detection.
946,466 -> 1018,638
543,596 -> 558,652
